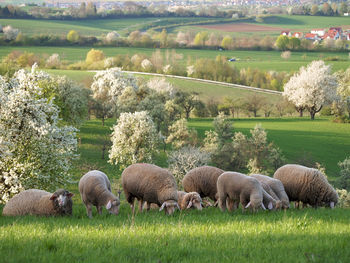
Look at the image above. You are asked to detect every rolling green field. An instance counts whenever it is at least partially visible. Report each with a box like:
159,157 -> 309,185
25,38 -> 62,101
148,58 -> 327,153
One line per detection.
0,17 -> 221,36
2,46 -> 349,72
1,116 -> 350,262
46,69 -> 282,102
179,15 -> 350,37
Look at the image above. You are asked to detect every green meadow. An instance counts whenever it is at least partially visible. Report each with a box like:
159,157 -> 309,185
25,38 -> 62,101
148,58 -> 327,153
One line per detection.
1,46 -> 349,72
1,203 -> 350,263
0,116 -> 350,262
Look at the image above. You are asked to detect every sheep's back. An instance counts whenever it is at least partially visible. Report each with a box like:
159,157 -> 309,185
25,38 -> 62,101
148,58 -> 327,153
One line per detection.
2,189 -> 51,216
183,166 -> 224,199
79,170 -> 110,204
122,163 -> 177,204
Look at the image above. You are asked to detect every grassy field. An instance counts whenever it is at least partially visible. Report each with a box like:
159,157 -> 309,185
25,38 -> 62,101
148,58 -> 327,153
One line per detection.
1,116 -> 350,262
180,15 -> 350,37
46,69 -> 282,103
1,203 -> 350,263
0,17 -> 221,37
2,46 -> 349,72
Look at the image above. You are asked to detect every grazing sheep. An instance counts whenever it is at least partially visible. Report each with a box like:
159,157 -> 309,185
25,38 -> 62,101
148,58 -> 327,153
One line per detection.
217,172 -> 265,212
261,188 -> 281,210
182,166 -> 224,202
274,164 -> 338,208
122,163 -> 179,215
2,189 -> 74,216
177,191 -> 202,210
250,174 -> 288,209
79,170 -> 120,218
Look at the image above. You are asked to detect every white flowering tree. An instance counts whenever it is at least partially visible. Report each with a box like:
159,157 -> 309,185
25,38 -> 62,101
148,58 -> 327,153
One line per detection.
109,111 -> 160,170
283,60 -> 338,120
0,66 -> 77,203
105,31 -> 120,43
168,146 -> 210,186
166,118 -> 197,149
91,68 -> 138,125
147,78 -> 176,98
336,68 -> 350,118
3,25 -> 19,41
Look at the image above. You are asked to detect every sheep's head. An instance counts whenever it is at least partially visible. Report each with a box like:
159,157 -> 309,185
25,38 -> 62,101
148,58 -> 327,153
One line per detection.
184,192 -> 202,210
323,190 -> 338,209
245,198 -> 266,211
159,200 -> 179,215
275,200 -> 283,210
106,199 -> 120,215
281,199 -> 290,209
50,189 -> 74,214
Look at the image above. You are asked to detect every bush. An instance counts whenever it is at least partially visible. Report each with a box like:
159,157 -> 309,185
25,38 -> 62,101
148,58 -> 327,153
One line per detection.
86,49 -> 105,64
338,157 -> 350,190
166,118 -> 197,149
67,30 -> 79,43
336,189 -> 350,208
168,146 -> 210,186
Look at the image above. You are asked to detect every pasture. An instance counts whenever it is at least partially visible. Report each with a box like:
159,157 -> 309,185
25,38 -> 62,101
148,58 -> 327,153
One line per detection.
189,15 -> 350,37
1,47 -> 349,72
0,203 -> 350,263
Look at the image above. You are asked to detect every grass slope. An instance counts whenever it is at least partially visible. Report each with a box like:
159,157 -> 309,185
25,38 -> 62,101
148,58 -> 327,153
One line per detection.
0,204 -> 350,263
1,47 -> 349,72
189,117 -> 350,179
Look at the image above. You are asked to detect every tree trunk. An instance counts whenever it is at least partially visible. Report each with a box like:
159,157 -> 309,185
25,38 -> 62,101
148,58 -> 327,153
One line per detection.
102,117 -> 105,126
310,111 -> 316,120
254,110 -> 257,117
299,110 -> 303,117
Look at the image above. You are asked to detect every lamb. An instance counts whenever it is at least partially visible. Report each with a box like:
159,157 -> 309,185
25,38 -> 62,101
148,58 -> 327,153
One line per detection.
177,191 -> 202,210
217,171 -> 265,212
79,170 -> 120,218
2,189 -> 74,216
273,164 -> 338,208
250,174 -> 289,209
261,188 -> 280,210
182,166 -> 224,202
122,163 -> 179,215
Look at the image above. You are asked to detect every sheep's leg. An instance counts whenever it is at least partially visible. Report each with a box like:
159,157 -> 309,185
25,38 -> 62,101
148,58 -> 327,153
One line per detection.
218,195 -> 227,212
139,199 -> 144,213
86,203 -> 93,218
294,201 -> 300,209
233,200 -> 239,210
97,205 -> 103,215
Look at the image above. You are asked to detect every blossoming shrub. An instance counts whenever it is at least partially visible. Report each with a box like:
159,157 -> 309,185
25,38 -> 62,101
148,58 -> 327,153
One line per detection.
109,111 -> 160,170
168,146 -> 210,186
0,66 -> 77,203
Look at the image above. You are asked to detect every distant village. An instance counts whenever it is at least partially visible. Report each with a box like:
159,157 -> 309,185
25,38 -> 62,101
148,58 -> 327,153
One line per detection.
281,27 -> 350,42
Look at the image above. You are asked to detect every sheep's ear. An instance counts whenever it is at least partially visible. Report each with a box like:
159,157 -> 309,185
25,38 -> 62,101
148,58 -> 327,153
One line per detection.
67,192 -> 74,198
49,194 -> 57,200
330,202 -> 335,209
245,202 -> 251,209
159,202 -> 166,211
268,202 -> 273,210
186,201 -> 193,209
106,200 -> 112,210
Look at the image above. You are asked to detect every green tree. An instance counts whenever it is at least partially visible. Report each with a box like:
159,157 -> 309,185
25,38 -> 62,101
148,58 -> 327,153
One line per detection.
340,2 -> 348,15
288,37 -> 301,50
311,4 -> 319,15
221,36 -> 233,49
193,31 -> 208,46
322,3 -> 332,16
67,30 -> 79,43
86,49 -> 105,64
275,35 -> 289,50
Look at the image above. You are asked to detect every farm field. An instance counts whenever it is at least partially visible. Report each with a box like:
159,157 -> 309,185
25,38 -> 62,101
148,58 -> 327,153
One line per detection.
188,15 -> 350,37
0,203 -> 350,263
72,117 -> 349,185
0,17 -> 223,36
46,69 -> 282,102
2,47 -> 349,72
1,116 -> 350,262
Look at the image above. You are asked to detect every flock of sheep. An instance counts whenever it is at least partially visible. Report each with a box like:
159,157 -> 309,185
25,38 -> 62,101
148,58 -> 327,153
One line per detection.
2,163 -> 338,217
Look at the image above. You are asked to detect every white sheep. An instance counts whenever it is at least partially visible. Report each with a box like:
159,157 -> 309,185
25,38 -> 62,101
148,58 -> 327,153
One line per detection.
122,163 -> 179,215
250,174 -> 288,209
274,164 -> 338,208
79,170 -> 120,218
2,189 -> 74,216
217,171 -> 265,212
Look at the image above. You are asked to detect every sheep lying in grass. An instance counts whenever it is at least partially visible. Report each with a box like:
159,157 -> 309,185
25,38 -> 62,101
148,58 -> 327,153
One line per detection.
217,172 -> 265,212
79,170 -> 120,218
122,163 -> 179,215
2,189 -> 74,216
274,164 -> 338,208
177,191 -> 202,210
182,166 -> 224,202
